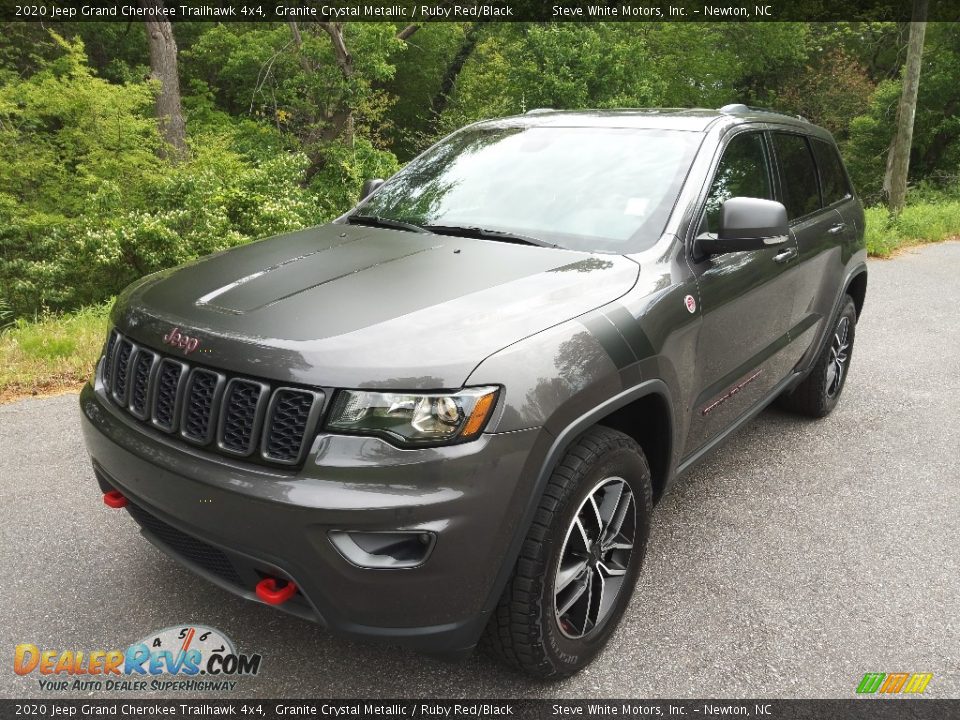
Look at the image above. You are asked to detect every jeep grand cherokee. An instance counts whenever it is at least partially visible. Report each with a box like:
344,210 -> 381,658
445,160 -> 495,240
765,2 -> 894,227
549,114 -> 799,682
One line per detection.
80,106 -> 866,678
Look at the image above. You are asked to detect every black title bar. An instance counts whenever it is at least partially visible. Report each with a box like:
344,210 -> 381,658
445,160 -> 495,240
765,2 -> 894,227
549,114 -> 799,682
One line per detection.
4,0 -> 960,23
1,699 -> 959,719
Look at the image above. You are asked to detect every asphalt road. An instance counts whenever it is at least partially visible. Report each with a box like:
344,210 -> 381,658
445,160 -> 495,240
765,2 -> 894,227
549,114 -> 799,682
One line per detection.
2,242 -> 958,700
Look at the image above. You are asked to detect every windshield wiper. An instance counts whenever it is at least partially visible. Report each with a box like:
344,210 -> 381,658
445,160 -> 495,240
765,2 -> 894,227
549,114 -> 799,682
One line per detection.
346,214 -> 431,234
425,224 -> 559,249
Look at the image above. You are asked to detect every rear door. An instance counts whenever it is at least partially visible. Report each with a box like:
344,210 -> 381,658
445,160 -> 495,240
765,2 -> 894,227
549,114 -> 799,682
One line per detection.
683,129 -> 800,458
771,132 -> 851,366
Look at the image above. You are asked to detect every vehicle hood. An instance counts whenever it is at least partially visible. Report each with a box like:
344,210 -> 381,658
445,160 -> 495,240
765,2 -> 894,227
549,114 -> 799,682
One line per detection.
114,224 -> 639,388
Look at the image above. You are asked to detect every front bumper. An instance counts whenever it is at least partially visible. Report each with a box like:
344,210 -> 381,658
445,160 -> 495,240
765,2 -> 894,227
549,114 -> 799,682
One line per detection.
79,381 -> 547,653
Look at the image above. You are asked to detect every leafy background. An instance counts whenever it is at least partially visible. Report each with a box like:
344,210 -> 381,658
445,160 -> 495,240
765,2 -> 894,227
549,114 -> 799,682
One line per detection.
1,20 -> 959,320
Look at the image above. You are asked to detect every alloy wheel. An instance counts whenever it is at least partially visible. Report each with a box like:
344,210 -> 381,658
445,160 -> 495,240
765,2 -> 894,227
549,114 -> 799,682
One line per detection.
825,315 -> 851,398
554,477 -> 636,639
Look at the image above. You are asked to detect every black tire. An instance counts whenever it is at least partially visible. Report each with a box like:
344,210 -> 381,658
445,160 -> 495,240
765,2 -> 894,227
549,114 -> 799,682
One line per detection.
778,295 -> 857,418
480,426 -> 652,679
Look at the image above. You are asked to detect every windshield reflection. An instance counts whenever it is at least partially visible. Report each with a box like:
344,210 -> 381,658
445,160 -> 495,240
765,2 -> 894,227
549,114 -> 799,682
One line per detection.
356,125 -> 702,254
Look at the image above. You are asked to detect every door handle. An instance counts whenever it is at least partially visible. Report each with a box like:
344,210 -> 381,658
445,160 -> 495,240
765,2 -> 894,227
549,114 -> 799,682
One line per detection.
773,248 -> 798,264
827,223 -> 846,235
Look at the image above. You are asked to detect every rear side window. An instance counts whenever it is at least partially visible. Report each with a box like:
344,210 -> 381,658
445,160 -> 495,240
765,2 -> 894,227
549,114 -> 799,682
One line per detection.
772,133 -> 821,220
811,138 -> 852,206
703,132 -> 772,233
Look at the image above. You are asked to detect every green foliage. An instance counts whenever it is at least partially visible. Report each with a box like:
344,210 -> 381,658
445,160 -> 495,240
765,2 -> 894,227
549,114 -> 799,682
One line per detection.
307,139 -> 400,218
843,79 -> 902,201
0,33 -> 334,316
56,141 -> 328,311
908,23 -> 960,186
843,24 -> 960,203
864,192 -> 960,256
441,23 -> 809,129
382,22 -> 472,159
2,19 -> 960,329
774,48 -> 875,139
0,297 -> 12,333
442,23 -> 661,126
0,300 -> 111,398
181,23 -> 401,146
649,23 -> 810,107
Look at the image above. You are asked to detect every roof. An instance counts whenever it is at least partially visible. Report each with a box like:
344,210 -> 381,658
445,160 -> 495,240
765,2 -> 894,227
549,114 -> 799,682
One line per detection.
478,107 -> 823,135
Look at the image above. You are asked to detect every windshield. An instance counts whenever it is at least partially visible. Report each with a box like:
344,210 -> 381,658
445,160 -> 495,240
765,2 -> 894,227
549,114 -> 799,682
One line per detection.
355,125 -> 702,253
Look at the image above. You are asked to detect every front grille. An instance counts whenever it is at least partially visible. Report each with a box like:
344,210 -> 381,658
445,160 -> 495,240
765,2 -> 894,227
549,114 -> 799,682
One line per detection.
264,390 -> 317,463
220,380 -> 265,455
182,369 -> 221,443
102,330 -> 119,393
112,339 -> 134,404
126,502 -> 244,587
130,351 -> 156,417
101,330 -> 322,466
153,359 -> 184,431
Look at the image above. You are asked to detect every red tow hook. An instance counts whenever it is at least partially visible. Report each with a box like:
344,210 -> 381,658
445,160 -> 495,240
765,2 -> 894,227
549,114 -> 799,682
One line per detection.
103,490 -> 128,509
255,577 -> 297,605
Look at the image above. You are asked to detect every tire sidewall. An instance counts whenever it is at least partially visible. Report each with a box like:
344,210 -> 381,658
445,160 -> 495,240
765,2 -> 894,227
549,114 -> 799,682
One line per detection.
821,299 -> 857,412
540,445 -> 651,674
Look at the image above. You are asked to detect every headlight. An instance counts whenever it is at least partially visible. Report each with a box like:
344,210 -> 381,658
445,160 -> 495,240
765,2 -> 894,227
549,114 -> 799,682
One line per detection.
326,386 -> 499,446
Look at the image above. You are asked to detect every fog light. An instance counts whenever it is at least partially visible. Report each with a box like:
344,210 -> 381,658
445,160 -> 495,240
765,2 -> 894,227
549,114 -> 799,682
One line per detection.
329,530 -> 435,569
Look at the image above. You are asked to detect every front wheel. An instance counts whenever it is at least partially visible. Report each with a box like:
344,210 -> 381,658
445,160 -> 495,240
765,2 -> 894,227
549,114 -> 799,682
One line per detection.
480,427 -> 652,679
779,295 -> 857,418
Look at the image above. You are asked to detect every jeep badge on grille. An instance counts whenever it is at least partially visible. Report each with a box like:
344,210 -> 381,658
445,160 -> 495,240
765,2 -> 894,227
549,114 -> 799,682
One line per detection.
162,327 -> 200,355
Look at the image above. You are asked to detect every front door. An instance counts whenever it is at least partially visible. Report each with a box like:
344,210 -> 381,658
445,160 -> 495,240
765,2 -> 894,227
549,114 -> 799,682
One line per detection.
683,130 -> 799,457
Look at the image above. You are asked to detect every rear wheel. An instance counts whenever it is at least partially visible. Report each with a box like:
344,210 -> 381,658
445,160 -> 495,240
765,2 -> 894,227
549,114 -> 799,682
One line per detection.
779,295 -> 857,418
480,427 -> 652,678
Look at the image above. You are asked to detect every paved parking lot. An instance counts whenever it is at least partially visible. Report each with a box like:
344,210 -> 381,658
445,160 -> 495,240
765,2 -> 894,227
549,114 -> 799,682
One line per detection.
2,242 -> 958,699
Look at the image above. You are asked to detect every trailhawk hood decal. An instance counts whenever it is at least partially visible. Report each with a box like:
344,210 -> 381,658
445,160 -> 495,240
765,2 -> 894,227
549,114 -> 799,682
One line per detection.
114,224 -> 639,388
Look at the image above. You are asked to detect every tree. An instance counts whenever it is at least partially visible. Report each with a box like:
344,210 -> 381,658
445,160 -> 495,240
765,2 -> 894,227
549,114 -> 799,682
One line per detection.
316,21 -> 355,144
885,0 -> 928,213
140,0 -> 187,159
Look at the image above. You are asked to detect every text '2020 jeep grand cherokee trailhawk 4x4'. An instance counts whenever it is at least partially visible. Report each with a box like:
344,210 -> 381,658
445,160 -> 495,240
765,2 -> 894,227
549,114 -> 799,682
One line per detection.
81,105 -> 866,678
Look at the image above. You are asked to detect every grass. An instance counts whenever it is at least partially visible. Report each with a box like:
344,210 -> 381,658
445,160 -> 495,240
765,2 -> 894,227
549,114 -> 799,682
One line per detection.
865,198 -> 960,257
0,301 -> 111,403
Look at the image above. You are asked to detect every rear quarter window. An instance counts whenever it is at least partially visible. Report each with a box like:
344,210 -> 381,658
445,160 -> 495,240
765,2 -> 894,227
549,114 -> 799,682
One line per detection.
772,133 -> 821,220
811,138 -> 853,206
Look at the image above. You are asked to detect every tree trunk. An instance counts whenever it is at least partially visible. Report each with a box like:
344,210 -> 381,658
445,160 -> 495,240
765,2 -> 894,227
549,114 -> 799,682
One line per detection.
884,0 -> 928,214
317,21 -> 355,144
396,24 -> 420,41
429,22 -> 485,131
141,0 -> 187,159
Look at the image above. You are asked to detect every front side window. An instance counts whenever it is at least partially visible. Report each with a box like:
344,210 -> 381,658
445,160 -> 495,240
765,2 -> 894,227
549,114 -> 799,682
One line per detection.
772,133 -> 822,220
356,126 -> 703,253
702,132 -> 772,234
811,138 -> 853,206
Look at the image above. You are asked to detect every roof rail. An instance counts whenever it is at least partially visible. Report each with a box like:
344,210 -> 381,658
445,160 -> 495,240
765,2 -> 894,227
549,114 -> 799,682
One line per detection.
525,108 -> 555,115
718,103 -> 808,122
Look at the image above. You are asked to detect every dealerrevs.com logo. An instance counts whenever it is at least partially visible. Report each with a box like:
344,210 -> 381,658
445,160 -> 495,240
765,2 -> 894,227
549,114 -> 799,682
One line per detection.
14,625 -> 261,692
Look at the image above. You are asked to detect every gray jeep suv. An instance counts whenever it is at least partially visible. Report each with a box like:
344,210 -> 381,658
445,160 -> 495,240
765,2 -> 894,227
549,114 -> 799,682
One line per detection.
80,106 -> 866,678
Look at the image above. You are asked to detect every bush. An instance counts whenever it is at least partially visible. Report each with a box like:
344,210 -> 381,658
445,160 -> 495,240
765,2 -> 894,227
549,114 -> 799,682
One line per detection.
864,194 -> 960,257
0,297 -> 12,332
0,33 -> 384,318
0,300 -> 111,399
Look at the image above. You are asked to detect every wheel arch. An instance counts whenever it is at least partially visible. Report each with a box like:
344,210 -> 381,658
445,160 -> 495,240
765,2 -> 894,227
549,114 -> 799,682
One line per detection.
846,269 -> 868,318
595,392 -> 673,504
479,379 -> 676,623
548,380 -> 675,506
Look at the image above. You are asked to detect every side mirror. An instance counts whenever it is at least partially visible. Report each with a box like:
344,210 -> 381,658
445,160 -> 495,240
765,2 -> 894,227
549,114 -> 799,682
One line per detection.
697,197 -> 789,255
361,178 -> 384,199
